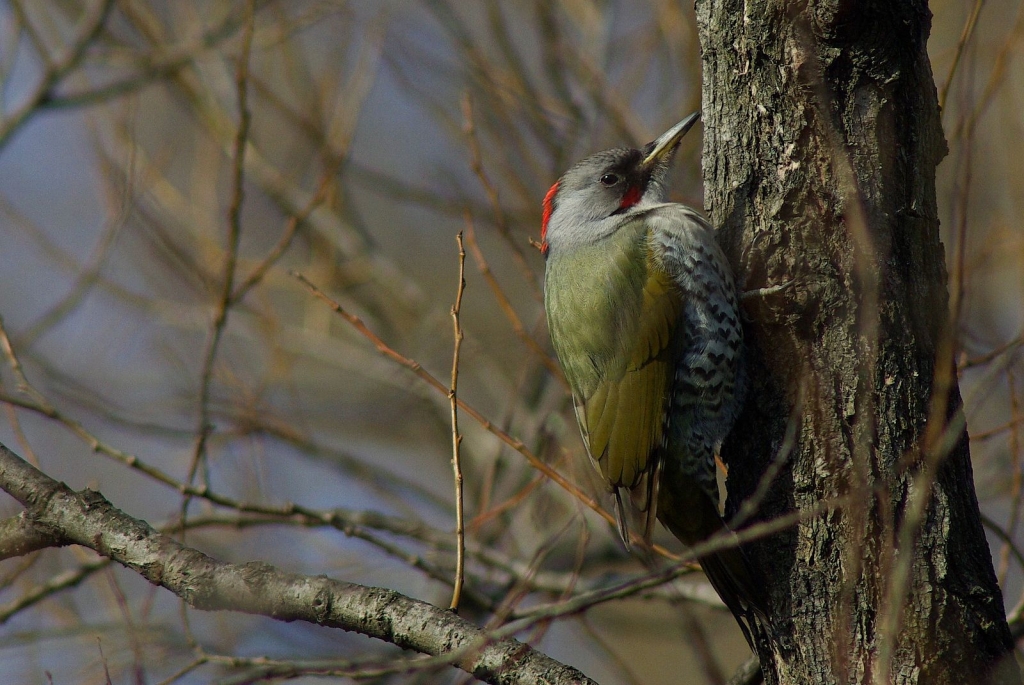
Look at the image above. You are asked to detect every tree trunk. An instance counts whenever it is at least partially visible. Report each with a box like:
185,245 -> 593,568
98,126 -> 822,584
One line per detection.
695,1 -> 1019,683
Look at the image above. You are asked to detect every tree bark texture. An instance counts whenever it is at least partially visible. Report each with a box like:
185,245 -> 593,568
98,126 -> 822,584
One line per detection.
696,2 -> 1019,683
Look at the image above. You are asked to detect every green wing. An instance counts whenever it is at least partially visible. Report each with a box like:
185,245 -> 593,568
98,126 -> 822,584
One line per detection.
579,256 -> 682,489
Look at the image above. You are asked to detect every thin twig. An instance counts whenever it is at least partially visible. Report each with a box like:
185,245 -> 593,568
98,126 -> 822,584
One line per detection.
956,2 -> 1024,143
0,558 -> 112,622
448,232 -> 467,612
0,273 -> 497,609
460,93 -> 542,301
462,212 -> 564,381
0,315 -> 45,405
184,0 -> 257,494
153,656 -> 207,685
0,0 -> 115,151
287,271 -> 624,535
938,0 -> 985,118
679,604 -> 726,685
229,9 -> 383,305
471,469 -> 548,530
970,415 -> 1024,441
0,368 -> 482,611
981,513 -> 1024,578
229,159 -> 337,305
16,209 -> 125,348
102,565 -> 146,684
999,370 -> 1023,585
960,333 -> 1023,370
509,488 -> 865,625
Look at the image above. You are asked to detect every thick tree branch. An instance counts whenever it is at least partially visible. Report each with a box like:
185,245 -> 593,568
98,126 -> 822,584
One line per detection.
0,512 -> 66,559
0,441 -> 596,685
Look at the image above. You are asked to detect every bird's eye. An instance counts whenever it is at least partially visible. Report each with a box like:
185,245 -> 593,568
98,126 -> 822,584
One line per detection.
600,173 -> 619,186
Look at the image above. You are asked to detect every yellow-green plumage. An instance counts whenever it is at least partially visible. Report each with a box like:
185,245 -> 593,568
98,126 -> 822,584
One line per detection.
540,115 -> 768,638
545,220 -> 681,498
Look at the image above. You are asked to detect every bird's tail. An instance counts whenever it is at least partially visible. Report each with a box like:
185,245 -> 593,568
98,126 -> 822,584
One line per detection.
655,472 -> 770,647
697,542 -> 767,646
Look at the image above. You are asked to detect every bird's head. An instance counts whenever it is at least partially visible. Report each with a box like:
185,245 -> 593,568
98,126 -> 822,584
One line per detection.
540,112 -> 700,256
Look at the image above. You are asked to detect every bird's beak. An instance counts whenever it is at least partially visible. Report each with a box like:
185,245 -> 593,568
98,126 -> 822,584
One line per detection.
642,111 -> 701,167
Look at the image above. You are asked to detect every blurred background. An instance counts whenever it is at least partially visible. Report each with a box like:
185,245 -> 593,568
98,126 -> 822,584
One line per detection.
0,1 -> 1020,683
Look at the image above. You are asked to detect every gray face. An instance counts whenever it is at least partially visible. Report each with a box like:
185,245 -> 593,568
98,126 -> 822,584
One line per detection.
543,141 -> 678,254
553,147 -> 646,223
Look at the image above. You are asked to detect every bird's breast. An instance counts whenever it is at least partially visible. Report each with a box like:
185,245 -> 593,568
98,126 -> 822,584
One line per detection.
544,228 -> 650,397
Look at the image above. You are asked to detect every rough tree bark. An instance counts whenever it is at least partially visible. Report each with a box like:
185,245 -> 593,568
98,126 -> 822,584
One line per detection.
696,1 -> 1020,683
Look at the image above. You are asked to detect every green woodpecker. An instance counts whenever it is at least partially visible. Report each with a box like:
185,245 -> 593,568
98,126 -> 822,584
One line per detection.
541,112 -> 765,631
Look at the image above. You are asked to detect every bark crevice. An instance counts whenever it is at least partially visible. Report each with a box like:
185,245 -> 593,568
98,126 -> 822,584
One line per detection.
697,1 -> 1018,682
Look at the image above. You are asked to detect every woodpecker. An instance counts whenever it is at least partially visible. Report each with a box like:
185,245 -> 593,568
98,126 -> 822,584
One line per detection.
541,112 -> 766,631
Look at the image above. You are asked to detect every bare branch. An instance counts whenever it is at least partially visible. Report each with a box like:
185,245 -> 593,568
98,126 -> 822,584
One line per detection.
448,232 -> 467,612
184,0 -> 257,493
0,513 -> 64,559
0,440 -> 596,685
0,0 -> 115,150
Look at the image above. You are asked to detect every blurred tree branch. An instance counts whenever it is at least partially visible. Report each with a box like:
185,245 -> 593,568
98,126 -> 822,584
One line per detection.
0,0 -> 113,150
0,440 -> 597,685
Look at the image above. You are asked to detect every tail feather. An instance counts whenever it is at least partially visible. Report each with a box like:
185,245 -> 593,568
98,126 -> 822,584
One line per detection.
655,470 -> 771,647
613,459 -> 663,551
699,545 -> 768,647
